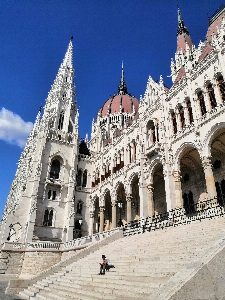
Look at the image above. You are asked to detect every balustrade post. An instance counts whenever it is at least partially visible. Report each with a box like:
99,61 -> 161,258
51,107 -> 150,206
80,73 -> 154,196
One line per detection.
201,156 -> 217,199
146,184 -> 154,216
99,206 -> 105,232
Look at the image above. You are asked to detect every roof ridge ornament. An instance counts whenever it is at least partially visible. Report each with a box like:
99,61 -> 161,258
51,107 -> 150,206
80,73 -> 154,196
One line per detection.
118,61 -> 128,95
177,7 -> 190,36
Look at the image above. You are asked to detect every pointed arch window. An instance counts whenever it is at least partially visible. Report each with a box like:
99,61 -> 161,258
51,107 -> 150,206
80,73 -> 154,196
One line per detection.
217,74 -> 225,102
186,99 -> 194,124
76,201 -> 83,214
50,159 -> 60,179
171,111 -> 177,134
178,105 -> 185,130
77,169 -> 82,187
82,170 -> 87,187
197,91 -> 207,116
43,209 -> 54,226
58,112 -> 64,130
207,83 -> 217,109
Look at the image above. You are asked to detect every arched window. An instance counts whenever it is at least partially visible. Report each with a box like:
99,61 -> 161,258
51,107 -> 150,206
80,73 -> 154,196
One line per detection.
77,201 -> 83,214
217,74 -> 225,102
171,111 -> 177,134
58,112 -> 64,130
43,209 -> 54,226
207,83 -> 217,109
178,105 -> 185,130
50,159 -> 60,179
77,169 -> 82,186
197,91 -> 207,116
82,170 -> 87,187
68,121 -> 73,133
186,99 -> 194,124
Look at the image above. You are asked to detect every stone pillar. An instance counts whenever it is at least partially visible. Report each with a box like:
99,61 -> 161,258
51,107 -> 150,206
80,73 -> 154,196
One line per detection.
89,212 -> 94,236
215,82 -> 223,104
201,157 -> 217,199
146,184 -> 154,216
126,194 -> 133,223
111,202 -> 117,228
99,206 -> 104,232
173,170 -> 183,207
184,105 -> 190,125
130,144 -> 134,162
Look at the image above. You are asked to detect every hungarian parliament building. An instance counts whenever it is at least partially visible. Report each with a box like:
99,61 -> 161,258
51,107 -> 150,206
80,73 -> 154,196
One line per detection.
1,5 -> 225,244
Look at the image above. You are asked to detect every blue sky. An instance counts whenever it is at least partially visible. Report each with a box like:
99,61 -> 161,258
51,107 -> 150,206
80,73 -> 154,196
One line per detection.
0,0 -> 223,218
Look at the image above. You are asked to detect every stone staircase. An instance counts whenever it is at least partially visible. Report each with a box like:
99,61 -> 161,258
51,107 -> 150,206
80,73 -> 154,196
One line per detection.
17,216 -> 225,300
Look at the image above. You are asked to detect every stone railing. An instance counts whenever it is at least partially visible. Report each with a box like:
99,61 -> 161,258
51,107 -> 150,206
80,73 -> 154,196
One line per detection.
123,197 -> 224,236
1,227 -> 122,252
27,241 -> 62,250
1,242 -> 27,251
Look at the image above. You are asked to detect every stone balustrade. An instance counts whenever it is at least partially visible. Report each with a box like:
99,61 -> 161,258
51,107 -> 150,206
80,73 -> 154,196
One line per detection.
124,197 -> 224,236
27,241 -> 62,250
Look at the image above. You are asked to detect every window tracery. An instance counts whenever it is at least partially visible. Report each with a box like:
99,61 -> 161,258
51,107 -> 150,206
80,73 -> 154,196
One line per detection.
50,159 -> 60,179
197,91 -> 207,116
207,83 -> 217,109
43,208 -> 54,226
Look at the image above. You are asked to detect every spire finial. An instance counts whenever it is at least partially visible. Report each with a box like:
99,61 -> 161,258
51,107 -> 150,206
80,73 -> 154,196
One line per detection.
118,61 -> 128,95
177,7 -> 189,36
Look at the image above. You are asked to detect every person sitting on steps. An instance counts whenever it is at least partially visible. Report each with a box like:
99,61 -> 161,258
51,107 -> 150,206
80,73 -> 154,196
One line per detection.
98,254 -> 107,275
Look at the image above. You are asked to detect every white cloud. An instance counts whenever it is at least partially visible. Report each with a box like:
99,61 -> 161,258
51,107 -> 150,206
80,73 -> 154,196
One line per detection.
0,107 -> 33,148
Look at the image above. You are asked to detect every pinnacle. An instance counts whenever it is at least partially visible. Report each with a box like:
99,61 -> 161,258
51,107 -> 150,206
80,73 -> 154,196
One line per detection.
118,61 -> 128,95
61,40 -> 73,69
177,7 -> 189,36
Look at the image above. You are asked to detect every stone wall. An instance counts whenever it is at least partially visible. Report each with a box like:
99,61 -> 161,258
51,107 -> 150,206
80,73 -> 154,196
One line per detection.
19,251 -> 62,279
0,251 -> 24,275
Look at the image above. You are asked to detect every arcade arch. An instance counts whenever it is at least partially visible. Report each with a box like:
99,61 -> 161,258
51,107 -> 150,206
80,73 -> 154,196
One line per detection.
152,163 -> 166,215
179,146 -> 206,213
209,127 -> 225,205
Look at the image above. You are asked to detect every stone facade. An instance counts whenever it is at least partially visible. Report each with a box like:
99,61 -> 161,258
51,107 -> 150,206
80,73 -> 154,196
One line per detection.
1,6 -> 225,244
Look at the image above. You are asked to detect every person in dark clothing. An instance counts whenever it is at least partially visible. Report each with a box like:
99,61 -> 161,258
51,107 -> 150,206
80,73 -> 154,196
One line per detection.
98,254 -> 107,275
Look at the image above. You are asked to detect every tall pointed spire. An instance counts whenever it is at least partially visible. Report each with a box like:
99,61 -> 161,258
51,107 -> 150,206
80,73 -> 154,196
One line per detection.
118,61 -> 128,95
177,7 -> 189,36
176,7 -> 194,54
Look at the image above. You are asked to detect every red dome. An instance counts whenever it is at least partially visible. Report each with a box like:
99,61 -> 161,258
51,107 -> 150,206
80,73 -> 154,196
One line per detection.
99,94 -> 139,117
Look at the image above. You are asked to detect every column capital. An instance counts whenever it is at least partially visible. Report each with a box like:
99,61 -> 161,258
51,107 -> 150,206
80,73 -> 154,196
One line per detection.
100,206 -> 105,213
111,201 -> 117,207
172,170 -> 181,182
146,184 -> 154,193
201,156 -> 212,170
126,193 -> 133,202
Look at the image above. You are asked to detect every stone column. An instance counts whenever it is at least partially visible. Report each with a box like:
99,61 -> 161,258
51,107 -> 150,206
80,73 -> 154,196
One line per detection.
201,157 -> 217,199
173,170 -> 183,207
146,184 -> 154,216
111,202 -> 117,228
130,144 -> 134,162
215,82 -> 224,104
183,105 -> 190,125
99,206 -> 105,232
126,194 -> 133,223
89,212 -> 94,236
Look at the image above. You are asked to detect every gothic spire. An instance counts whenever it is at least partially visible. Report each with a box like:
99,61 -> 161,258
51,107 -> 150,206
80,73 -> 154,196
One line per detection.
118,61 -> 128,95
176,7 -> 194,54
177,7 -> 189,36
44,39 -> 75,114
